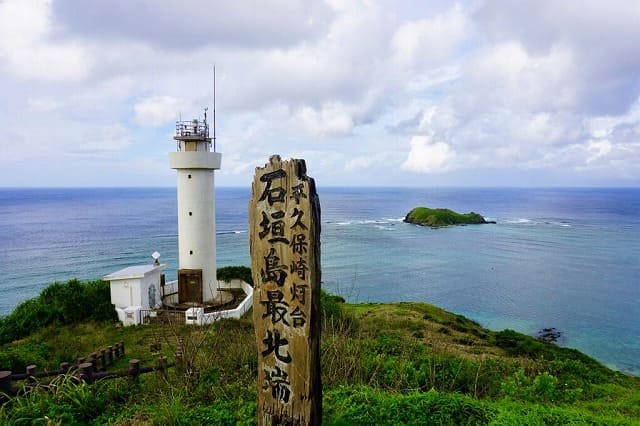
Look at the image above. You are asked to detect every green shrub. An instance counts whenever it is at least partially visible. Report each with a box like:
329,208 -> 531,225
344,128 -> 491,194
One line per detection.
321,290 -> 344,321
0,279 -> 117,345
217,265 -> 253,286
321,290 -> 356,334
490,399 -> 630,426
0,342 -> 50,372
499,369 -> 587,404
324,386 -> 493,425
179,396 -> 257,426
0,373 -> 136,425
324,386 -> 631,426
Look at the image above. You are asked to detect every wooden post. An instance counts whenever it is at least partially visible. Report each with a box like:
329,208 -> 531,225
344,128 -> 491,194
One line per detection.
0,371 -> 12,394
106,346 -> 113,366
158,356 -> 168,379
78,363 -> 94,383
89,353 -> 97,368
99,350 -> 107,371
174,350 -> 184,376
250,155 -> 322,425
129,359 -> 140,378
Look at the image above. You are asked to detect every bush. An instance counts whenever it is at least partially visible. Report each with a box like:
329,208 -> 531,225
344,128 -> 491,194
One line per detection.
324,386 -> 493,425
0,373 -> 137,425
321,290 -> 346,322
217,265 -> 253,286
0,279 -> 117,345
0,342 -> 50,372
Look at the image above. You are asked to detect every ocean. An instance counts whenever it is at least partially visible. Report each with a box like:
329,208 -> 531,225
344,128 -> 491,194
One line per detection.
0,187 -> 638,375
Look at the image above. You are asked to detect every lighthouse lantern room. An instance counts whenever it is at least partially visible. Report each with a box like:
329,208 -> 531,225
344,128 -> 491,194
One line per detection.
169,111 -> 223,305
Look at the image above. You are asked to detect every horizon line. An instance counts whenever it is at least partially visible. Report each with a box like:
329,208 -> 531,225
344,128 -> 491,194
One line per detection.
1,185 -> 639,190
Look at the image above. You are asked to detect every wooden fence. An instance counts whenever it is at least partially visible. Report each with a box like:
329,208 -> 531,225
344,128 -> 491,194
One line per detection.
0,342 -> 174,399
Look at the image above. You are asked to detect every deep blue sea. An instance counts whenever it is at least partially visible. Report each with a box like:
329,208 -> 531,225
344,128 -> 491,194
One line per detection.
1,187 -> 639,375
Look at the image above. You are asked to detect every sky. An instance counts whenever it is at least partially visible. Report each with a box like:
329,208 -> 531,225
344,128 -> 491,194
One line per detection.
1,0 -> 639,188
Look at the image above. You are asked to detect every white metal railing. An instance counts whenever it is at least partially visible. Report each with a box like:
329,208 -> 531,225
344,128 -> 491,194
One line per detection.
175,120 -> 208,138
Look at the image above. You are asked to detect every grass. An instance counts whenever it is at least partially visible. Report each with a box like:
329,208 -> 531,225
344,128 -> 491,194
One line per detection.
0,279 -> 117,347
1,279 -> 639,424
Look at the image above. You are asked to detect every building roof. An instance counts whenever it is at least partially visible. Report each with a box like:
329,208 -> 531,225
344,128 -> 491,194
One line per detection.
103,264 -> 165,281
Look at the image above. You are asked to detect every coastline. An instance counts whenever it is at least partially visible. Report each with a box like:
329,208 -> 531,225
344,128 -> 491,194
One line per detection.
1,187 -> 639,376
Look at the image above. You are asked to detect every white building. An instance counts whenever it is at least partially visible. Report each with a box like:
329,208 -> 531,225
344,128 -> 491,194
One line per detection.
169,114 -> 223,305
104,263 -> 165,326
104,109 -> 253,326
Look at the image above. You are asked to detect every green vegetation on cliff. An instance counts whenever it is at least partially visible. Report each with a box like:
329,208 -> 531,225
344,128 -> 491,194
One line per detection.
1,276 -> 638,425
0,279 -> 117,346
404,206 -> 494,227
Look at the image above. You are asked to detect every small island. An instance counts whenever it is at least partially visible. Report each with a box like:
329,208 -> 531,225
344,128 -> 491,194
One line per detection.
404,206 -> 495,227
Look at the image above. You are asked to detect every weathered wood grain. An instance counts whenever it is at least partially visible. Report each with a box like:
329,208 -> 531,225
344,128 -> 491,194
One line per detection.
249,155 -> 321,425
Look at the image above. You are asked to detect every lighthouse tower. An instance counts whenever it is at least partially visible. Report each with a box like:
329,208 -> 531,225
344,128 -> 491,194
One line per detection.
169,112 -> 222,305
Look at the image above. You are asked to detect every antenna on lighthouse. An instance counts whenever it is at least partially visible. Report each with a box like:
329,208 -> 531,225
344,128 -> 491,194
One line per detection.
213,66 -> 217,152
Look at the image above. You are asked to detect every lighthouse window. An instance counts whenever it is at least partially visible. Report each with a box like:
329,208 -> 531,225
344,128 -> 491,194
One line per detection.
189,250 -> 193,255
189,212 -> 193,216
188,174 -> 192,179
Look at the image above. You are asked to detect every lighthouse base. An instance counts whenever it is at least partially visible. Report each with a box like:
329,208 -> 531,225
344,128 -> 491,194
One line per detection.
170,291 -> 234,310
159,280 -> 254,325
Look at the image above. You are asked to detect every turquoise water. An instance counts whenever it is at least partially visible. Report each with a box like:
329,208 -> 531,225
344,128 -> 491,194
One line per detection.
1,187 -> 638,375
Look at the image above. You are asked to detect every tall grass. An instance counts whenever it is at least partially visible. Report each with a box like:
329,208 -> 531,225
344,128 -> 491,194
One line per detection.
0,279 -> 117,345
1,276 -> 639,424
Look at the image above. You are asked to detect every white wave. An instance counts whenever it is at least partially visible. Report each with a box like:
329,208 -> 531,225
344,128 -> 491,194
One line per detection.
217,229 -> 248,235
504,218 -> 572,228
506,218 -> 533,224
331,219 -> 386,226
329,217 -> 403,226
548,221 -> 572,228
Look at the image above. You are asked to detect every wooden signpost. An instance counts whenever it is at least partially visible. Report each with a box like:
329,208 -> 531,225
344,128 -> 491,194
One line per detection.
249,155 -> 322,425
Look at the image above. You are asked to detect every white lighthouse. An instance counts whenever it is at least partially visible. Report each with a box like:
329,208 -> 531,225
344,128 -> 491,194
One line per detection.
169,112 -> 222,305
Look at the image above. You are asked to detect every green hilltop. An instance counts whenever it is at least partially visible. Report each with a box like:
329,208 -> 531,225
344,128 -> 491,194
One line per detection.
405,206 -> 495,227
1,275 -> 639,425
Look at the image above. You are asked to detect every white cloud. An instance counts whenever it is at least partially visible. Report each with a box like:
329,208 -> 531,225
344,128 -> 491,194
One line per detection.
220,155 -> 263,176
65,124 -> 131,155
0,0 -> 91,81
401,136 -> 454,173
134,96 -> 188,127
345,152 -> 389,172
392,4 -> 468,69
585,140 -> 613,164
418,105 -> 457,134
52,0 -> 333,49
462,41 -> 576,112
28,97 -> 63,112
1,0 -> 640,186
474,0 -> 640,115
296,103 -> 354,137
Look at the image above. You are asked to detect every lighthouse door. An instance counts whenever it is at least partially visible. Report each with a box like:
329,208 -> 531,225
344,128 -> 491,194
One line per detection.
178,269 -> 203,304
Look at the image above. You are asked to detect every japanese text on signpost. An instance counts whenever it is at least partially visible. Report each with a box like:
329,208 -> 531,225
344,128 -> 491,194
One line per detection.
249,155 -> 321,426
